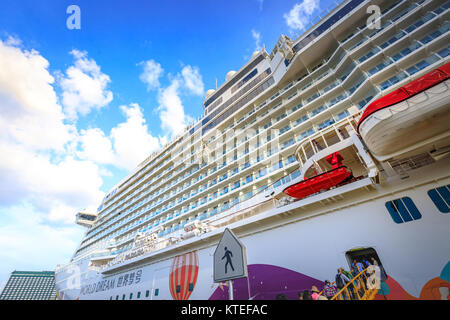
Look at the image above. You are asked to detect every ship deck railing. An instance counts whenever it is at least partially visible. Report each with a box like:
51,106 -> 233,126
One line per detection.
295,111 -> 361,169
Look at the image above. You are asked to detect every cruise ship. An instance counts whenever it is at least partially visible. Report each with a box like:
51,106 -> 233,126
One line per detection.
55,0 -> 450,300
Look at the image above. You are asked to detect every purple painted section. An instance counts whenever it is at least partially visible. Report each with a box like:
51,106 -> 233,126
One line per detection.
209,264 -> 325,300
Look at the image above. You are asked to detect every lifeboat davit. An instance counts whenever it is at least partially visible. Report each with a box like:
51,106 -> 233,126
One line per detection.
283,152 -> 353,200
357,62 -> 450,160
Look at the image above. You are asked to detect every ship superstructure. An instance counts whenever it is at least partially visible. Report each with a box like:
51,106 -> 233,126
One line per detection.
55,0 -> 450,300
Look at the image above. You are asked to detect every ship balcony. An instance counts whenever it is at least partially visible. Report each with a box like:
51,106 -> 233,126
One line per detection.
75,211 -> 98,228
293,109 -> 378,183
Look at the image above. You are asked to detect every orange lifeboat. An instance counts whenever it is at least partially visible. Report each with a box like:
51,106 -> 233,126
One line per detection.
357,62 -> 450,160
283,152 -> 352,199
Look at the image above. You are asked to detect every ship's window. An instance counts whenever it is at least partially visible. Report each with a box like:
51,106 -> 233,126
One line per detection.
406,55 -> 440,76
385,197 -> 422,223
379,72 -> 407,90
437,46 -> 450,58
428,185 -> 450,213
290,169 -> 301,180
287,154 -> 296,164
258,168 -> 267,177
154,289 -> 159,296
419,23 -> 448,44
263,121 -> 272,129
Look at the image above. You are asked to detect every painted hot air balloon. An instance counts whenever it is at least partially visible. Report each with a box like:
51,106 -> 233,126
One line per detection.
169,251 -> 199,300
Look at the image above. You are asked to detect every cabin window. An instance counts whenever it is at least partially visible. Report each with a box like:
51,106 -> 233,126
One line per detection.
154,289 -> 159,296
122,294 -> 125,300
437,46 -> 450,58
428,185 -> 450,213
176,285 -> 181,293
189,283 -> 194,292
129,293 -> 133,300
145,290 -> 150,298
137,292 -> 141,299
385,197 -> 422,223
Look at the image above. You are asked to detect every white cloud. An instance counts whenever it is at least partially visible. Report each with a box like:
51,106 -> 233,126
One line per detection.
138,60 -> 203,138
0,141 -> 104,222
0,203 -> 85,287
181,65 -> 204,96
251,29 -> 262,51
0,39 -> 74,151
139,59 -> 164,91
59,49 -> 113,119
110,103 -> 162,170
284,0 -> 320,31
77,103 -> 162,171
77,128 -> 115,165
157,78 -> 193,138
0,38 -> 114,288
4,35 -> 22,46
0,39 -> 105,225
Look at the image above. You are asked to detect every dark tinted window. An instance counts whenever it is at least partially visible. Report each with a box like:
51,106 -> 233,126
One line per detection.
428,185 -> 450,213
385,197 -> 422,224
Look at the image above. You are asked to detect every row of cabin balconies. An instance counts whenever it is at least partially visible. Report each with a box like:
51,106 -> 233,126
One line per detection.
79,0 -> 448,252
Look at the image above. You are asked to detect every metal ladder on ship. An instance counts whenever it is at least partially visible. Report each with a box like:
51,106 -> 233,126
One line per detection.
320,267 -> 379,300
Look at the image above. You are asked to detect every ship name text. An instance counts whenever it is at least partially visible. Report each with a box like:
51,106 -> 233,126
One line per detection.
80,269 -> 142,295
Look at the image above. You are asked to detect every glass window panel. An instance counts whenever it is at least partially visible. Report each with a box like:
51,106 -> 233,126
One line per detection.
385,197 -> 422,223
402,197 -> 421,220
428,185 -> 450,213
385,200 -> 404,223
438,46 -> 450,58
394,199 -> 413,222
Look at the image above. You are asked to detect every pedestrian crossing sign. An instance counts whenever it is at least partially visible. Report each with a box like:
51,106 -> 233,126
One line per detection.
213,228 -> 248,282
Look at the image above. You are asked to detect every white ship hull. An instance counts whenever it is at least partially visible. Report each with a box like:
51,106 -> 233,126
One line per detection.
55,159 -> 450,300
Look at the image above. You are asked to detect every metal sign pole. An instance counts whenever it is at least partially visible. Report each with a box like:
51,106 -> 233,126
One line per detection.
228,280 -> 233,300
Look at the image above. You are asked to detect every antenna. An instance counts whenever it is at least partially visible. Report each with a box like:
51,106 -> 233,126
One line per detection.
215,77 -> 218,89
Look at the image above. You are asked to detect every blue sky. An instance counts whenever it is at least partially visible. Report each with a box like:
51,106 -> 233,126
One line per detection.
0,0 -> 339,290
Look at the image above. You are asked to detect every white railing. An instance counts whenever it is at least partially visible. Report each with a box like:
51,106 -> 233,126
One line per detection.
295,112 -> 361,168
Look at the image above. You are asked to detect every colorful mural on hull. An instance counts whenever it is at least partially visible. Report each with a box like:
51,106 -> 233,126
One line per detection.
169,251 -> 199,300
209,264 -> 324,300
208,262 -> 450,300
375,261 -> 450,300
